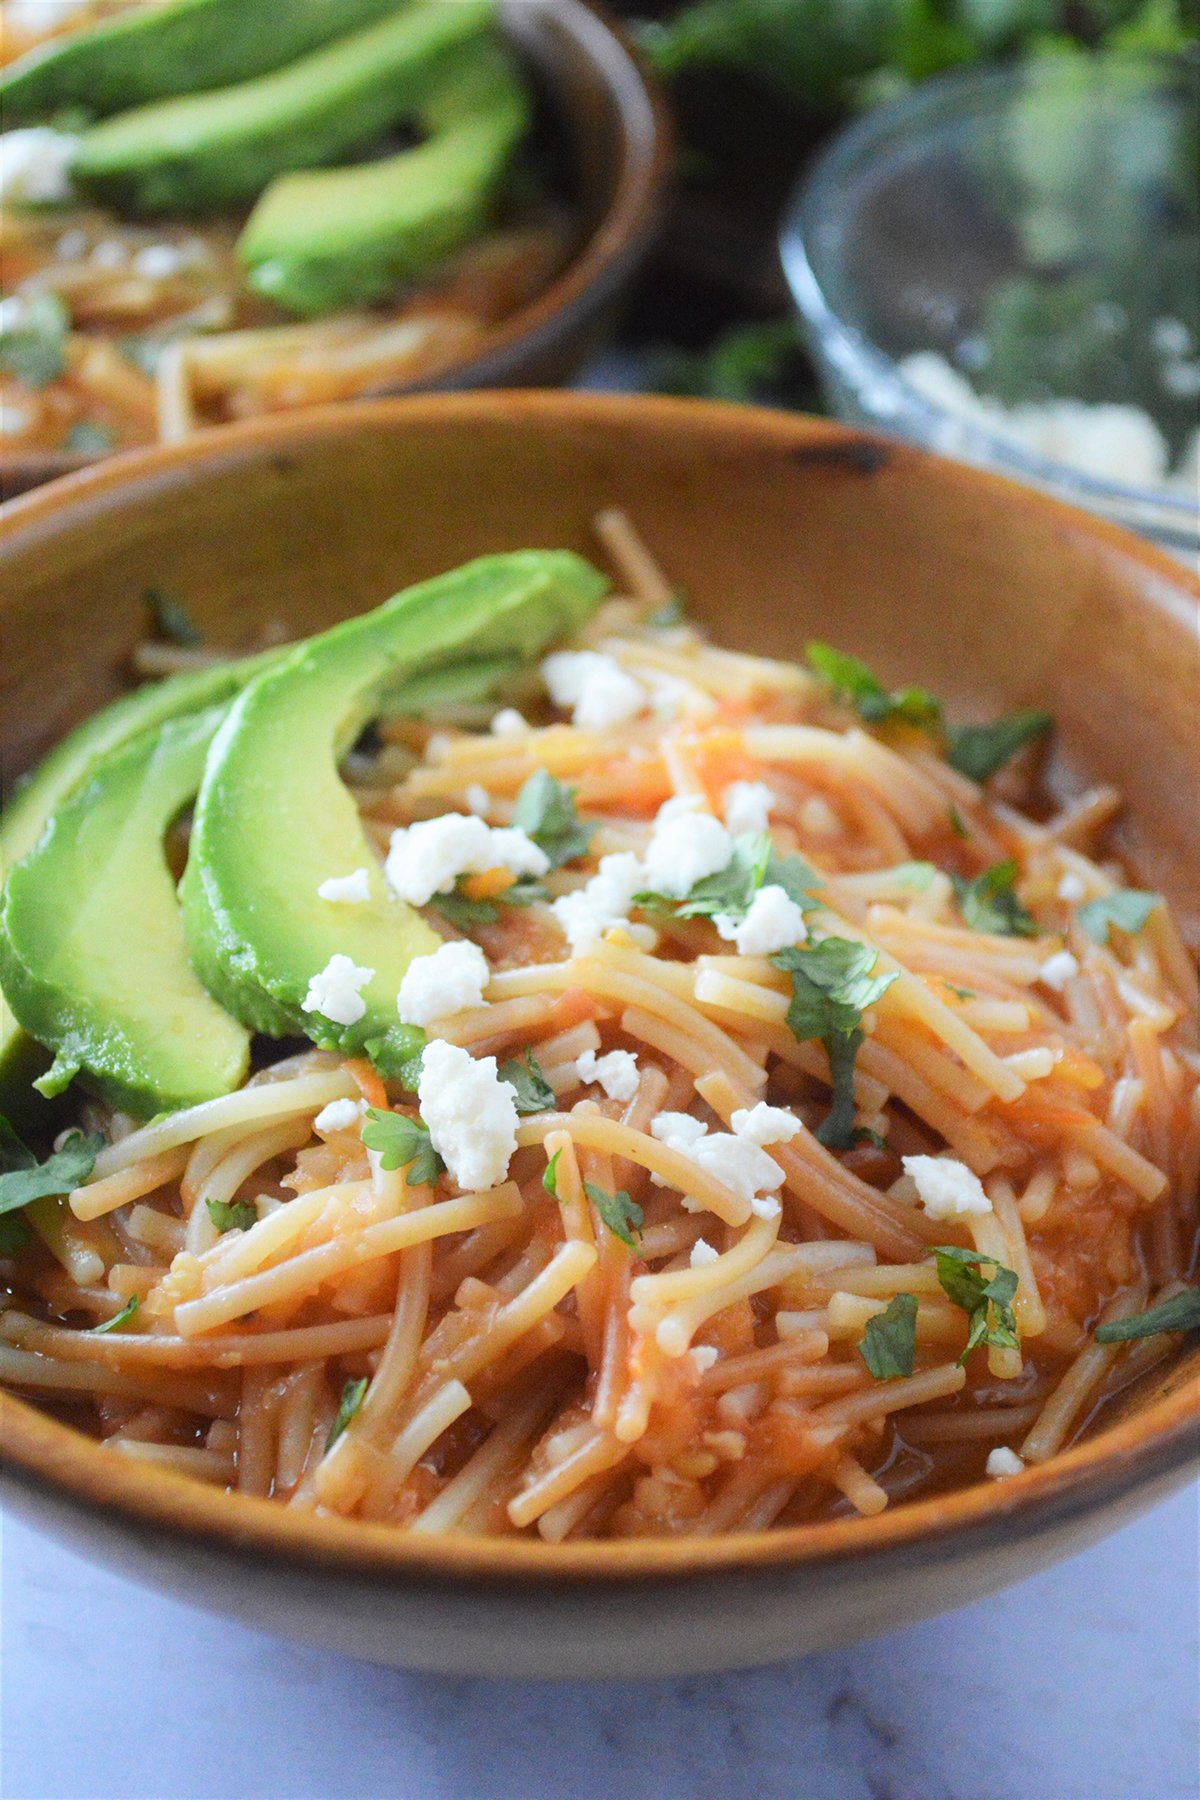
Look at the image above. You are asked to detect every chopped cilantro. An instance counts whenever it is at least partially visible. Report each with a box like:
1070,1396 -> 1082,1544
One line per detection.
952,860 -> 1037,938
947,710 -> 1052,783
146,587 -> 205,647
771,939 -> 897,1149
512,769 -> 595,870
543,1147 -> 562,1198
435,873 -> 546,929
807,642 -> 942,731
584,1180 -> 644,1249
499,1052 -> 555,1116
65,421 -> 116,457
90,1296 -> 140,1334
850,1127 -> 888,1152
361,1108 -> 445,1186
948,804 -> 971,841
325,1376 -> 368,1452
206,1196 -> 257,1234
858,1293 -> 918,1379
0,291 -> 70,387
635,833 -> 820,925
933,1246 -> 1020,1364
1076,889 -> 1160,945
0,1119 -> 103,1220
1095,1288 -> 1200,1343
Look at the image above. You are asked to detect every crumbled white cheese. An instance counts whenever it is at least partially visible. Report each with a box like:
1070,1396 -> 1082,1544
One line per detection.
490,707 -> 528,737
417,1039 -> 518,1192
690,1238 -> 720,1268
902,1153 -> 992,1219
1152,316 -> 1193,358
641,801 -> 732,900
131,243 -> 191,281
314,1097 -> 365,1135
714,883 -> 807,956
551,852 -> 645,954
464,784 -> 491,817
650,1111 -> 709,1151
574,1047 -> 640,1101
731,1103 -> 802,1147
1039,949 -> 1080,992
1057,871 -> 1086,903
694,1132 -> 786,1203
749,1195 -> 783,1220
8,1 -> 95,31
317,867 -> 372,905
384,814 -> 548,906
985,1447 -> 1026,1480
301,954 -> 374,1027
542,650 -> 647,731
396,939 -> 490,1027
723,780 -> 775,835
690,1344 -> 720,1373
649,674 -> 707,721
0,129 -> 77,205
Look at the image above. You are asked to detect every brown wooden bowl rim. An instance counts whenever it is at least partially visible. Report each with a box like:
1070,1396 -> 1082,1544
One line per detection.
1,389 -> 1198,1587
0,0 -> 673,495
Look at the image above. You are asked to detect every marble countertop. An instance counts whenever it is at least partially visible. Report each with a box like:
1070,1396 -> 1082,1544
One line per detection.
2,1480 -> 1196,1800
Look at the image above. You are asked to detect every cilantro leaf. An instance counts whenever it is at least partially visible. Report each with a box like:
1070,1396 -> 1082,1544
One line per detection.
0,1214 -> 33,1255
1076,889 -> 1160,945
325,1375 -> 368,1452
90,1296 -> 139,1334
435,874 -> 546,930
361,1108 -> 445,1186
206,1196 -> 257,1234
1095,1288 -> 1200,1343
0,291 -> 70,388
765,847 -> 823,910
933,1246 -> 1021,1365
499,1052 -> 555,1116
635,834 -> 819,926
948,804 -> 971,840
771,939 -> 897,1149
858,1292 -> 918,1379
65,421 -> 116,457
147,587 -> 204,647
543,1147 -> 562,1198
512,769 -> 595,870
807,642 -> 942,730
0,1121 -> 103,1219
584,1180 -> 644,1250
952,860 -> 1037,938
947,710 -> 1052,783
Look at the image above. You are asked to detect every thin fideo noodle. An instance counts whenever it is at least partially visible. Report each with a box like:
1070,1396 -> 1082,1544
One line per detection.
3,510 -> 1198,1542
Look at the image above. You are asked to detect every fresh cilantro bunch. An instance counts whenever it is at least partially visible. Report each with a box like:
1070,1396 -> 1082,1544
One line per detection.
771,938 -> 898,1148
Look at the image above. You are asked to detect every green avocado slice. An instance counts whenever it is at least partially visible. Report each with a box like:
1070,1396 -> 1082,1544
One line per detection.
240,40 -> 529,317
180,550 -> 608,1056
0,0 -> 408,126
0,705 -> 251,1118
71,0 -> 496,215
0,649 -> 277,1124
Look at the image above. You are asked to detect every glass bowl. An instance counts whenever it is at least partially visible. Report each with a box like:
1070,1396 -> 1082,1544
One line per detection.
780,55 -> 1200,559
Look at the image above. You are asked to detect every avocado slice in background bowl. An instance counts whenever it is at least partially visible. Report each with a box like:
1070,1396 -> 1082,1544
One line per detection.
71,0 -> 498,215
0,0 -> 409,125
181,550 -> 607,1056
240,39 -> 530,317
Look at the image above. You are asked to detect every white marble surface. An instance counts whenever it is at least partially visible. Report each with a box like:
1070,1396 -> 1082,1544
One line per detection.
2,1482 -> 1196,1800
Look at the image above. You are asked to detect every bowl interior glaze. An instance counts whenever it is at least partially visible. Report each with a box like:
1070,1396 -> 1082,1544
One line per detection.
0,393 -> 1197,1677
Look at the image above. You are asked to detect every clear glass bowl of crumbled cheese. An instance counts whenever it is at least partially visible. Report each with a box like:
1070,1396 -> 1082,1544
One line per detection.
781,53 -> 1200,561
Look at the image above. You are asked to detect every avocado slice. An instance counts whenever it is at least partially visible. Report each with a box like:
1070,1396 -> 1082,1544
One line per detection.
0,649 -> 277,1123
71,0 -> 496,215
0,0 -> 408,126
0,705 -> 251,1117
240,40 -> 529,317
181,551 -> 608,1056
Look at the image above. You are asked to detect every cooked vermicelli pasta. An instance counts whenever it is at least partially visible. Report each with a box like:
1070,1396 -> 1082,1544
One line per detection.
1,510 -> 1197,1539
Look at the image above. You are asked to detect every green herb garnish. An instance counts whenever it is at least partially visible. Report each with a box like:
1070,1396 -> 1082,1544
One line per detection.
948,805 -> 971,840
858,1293 -> 918,1379
206,1196 -> 257,1234
1095,1288 -> 1200,1343
64,421 -> 116,457
147,587 -> 205,647
647,593 -> 685,628
325,1376 -> 368,1452
635,832 -> 820,926
771,939 -> 897,1149
934,1246 -> 1020,1364
543,1147 -> 562,1198
584,1180 -> 644,1250
947,711 -> 1052,783
0,1119 -> 103,1220
952,860 -> 1037,938
807,642 -> 942,730
893,861 -> 937,891
361,1108 -> 444,1187
0,292 -> 70,387
90,1296 -> 140,1334
512,769 -> 595,870
1076,888 -> 1160,945
435,873 -> 546,930
499,1052 -> 555,1116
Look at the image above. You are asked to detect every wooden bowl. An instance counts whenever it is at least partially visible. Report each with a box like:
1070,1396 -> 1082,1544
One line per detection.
0,0 -> 671,501
1,393 -> 1197,1678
